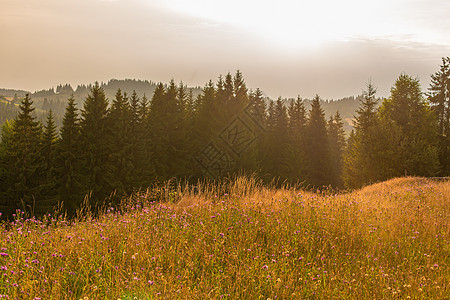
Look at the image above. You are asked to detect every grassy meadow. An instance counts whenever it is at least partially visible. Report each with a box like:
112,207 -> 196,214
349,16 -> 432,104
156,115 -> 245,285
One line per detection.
0,177 -> 448,299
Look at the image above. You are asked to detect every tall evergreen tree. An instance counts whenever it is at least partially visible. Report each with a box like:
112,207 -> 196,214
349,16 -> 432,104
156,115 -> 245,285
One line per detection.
262,98 -> 289,181
224,73 -> 234,108
233,70 -> 249,111
175,82 -> 194,178
327,111 -> 346,188
355,82 -> 379,133
3,95 -> 47,215
79,83 -> 111,207
377,74 -> 439,177
128,90 -> 144,186
56,96 -> 83,216
39,110 -> 59,213
428,57 -> 450,175
248,88 -> 267,129
305,95 -> 330,187
0,120 -> 16,217
343,82 -> 379,188
147,82 -> 167,180
139,93 -> 150,121
286,96 -> 308,183
192,80 -> 222,178
137,93 -> 155,186
185,89 -> 196,124
428,57 -> 450,136
248,88 -> 267,176
107,89 -> 134,200
129,90 -> 141,125
148,81 -> 189,179
42,110 -> 58,172
215,75 -> 233,126
342,130 -> 360,189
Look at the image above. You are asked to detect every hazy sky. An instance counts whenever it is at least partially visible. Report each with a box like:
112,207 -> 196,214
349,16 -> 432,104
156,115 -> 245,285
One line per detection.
1,0 -> 449,99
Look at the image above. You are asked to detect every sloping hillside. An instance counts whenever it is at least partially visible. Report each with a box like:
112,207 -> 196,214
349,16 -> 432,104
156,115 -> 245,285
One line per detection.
0,177 -> 448,299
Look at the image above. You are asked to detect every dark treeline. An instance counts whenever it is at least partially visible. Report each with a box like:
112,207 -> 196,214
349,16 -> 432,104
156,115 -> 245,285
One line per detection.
0,58 -> 449,219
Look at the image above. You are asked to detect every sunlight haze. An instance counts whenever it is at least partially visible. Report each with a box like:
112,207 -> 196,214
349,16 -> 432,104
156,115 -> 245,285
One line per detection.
1,0 -> 449,99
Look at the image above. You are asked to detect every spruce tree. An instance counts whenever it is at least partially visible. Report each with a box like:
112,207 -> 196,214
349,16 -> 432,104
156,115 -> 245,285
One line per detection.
248,88 -> 267,176
249,88 -> 267,129
139,93 -> 150,121
0,120 -> 16,217
342,130 -> 360,189
192,81 -> 218,178
56,96 -> 83,216
38,110 -> 59,214
42,110 -> 58,172
262,98 -> 289,181
274,98 -> 289,179
148,80 -> 189,179
305,95 -> 330,187
215,75 -> 233,127
5,94 -> 46,215
378,74 -> 439,177
107,89 -> 134,200
286,96 -> 308,183
343,82 -> 379,188
355,82 -> 379,132
137,93 -> 155,186
233,70 -> 249,111
186,89 -> 196,124
129,90 -> 140,125
428,57 -> 450,175
327,111 -> 346,188
148,82 -> 170,180
79,83 -> 111,208
260,100 -> 276,180
428,57 -> 450,136
175,82 -> 194,178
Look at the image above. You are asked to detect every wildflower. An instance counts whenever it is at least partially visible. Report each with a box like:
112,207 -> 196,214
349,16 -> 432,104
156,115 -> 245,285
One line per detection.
0,253 -> 8,257
262,265 -> 268,269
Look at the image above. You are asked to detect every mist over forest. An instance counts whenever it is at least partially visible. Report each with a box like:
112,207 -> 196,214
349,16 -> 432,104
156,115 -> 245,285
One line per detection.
1,78 -> 365,136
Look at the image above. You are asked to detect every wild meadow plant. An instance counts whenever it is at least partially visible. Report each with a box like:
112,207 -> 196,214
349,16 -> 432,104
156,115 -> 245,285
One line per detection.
0,177 -> 448,299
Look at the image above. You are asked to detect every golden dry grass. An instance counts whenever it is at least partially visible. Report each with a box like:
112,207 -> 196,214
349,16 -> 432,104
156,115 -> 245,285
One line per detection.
0,176 -> 448,299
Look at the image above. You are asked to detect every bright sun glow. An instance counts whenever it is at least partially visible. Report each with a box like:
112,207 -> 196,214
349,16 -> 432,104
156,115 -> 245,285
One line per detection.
159,0 -> 418,50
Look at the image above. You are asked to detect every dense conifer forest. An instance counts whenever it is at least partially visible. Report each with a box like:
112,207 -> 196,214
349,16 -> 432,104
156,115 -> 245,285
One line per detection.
0,58 -> 449,218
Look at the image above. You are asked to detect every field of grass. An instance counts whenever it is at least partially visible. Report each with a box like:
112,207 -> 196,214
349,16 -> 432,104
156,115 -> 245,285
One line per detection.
0,177 -> 448,299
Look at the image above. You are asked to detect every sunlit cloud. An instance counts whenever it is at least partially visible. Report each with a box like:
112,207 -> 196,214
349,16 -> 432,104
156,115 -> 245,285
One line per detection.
158,0 -> 450,50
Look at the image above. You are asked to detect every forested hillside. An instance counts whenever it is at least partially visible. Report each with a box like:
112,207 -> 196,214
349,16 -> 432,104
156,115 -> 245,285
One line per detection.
0,80 -> 362,133
0,58 -> 449,219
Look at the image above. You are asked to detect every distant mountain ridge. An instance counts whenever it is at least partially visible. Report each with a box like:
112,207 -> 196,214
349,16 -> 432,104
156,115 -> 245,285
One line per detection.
2,79 -> 162,104
0,78 -> 374,133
